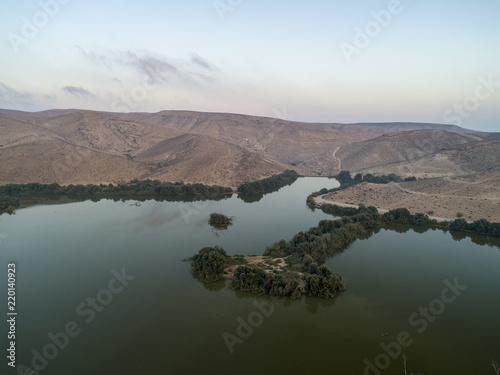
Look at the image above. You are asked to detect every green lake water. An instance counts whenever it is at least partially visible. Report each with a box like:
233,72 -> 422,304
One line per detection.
0,177 -> 499,375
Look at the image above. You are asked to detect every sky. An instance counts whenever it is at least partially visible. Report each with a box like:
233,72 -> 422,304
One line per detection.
0,0 -> 499,132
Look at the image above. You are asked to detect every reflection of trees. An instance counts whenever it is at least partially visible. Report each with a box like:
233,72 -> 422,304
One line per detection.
231,288 -> 339,314
411,225 -> 432,234
450,230 -> 468,242
211,228 -> 225,237
448,230 -> 498,248
470,235 -> 495,247
305,295 -> 337,314
202,280 -> 226,293
237,193 -> 265,203
12,193 -> 231,211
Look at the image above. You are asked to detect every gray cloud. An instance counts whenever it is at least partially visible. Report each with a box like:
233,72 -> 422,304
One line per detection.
0,82 -> 34,103
77,47 -> 218,85
62,86 -> 94,97
123,50 -> 178,84
190,53 -> 215,70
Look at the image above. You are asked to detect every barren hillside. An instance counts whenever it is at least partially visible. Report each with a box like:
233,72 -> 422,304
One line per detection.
0,138 -> 150,185
134,133 -> 300,186
0,110 -> 300,185
340,135 -> 500,178
0,109 -> 497,187
336,129 -> 484,173
120,110 -> 485,175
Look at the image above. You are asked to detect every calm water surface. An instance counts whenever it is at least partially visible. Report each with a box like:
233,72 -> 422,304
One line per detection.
0,178 -> 498,375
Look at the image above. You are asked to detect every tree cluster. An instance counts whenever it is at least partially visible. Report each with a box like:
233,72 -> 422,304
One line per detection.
336,170 -> 406,185
0,180 -> 233,198
319,203 -> 500,238
232,266 -> 303,299
208,213 -> 233,229
237,170 -> 300,195
265,215 -> 369,268
322,170 -> 416,196
190,246 -> 228,282
449,218 -> 500,237
305,268 -> 345,299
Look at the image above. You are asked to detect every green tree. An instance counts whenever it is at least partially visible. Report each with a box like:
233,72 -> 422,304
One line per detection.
191,246 -> 228,282
336,171 -> 352,184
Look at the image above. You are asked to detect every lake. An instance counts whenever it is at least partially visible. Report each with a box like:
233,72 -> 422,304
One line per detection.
0,177 -> 499,375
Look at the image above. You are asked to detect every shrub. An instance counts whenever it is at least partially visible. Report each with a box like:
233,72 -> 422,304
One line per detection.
209,213 -> 233,229
191,246 -> 228,282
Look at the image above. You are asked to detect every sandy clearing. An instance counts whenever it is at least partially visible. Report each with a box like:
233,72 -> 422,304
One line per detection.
222,256 -> 287,280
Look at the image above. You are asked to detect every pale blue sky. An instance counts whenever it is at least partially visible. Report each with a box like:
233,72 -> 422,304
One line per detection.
0,0 -> 499,131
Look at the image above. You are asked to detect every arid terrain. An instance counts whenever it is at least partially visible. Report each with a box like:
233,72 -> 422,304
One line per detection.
0,108 -> 499,220
321,167 -> 500,222
322,133 -> 500,222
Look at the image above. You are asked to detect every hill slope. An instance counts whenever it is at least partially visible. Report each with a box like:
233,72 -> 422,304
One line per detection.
0,108 -> 496,185
336,129 -> 483,172
120,110 -> 487,175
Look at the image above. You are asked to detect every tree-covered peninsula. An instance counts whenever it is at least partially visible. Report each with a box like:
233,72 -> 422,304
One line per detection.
0,180 -> 233,215
237,170 -> 300,200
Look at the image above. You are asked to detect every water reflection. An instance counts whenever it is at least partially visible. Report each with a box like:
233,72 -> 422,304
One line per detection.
238,193 -> 265,203
202,280 -> 226,292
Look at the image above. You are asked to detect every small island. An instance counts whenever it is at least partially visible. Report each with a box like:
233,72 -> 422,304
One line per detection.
208,213 -> 234,230
190,246 -> 346,299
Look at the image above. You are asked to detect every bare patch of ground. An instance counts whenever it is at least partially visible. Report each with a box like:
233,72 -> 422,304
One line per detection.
222,256 -> 287,280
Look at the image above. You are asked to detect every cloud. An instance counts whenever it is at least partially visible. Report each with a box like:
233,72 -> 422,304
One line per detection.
0,82 -> 34,103
62,86 -> 95,97
123,50 -> 178,84
77,47 -> 218,85
190,53 -> 215,70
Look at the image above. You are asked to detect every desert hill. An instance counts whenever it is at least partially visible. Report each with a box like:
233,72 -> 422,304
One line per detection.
36,110 -> 184,157
118,110 -> 487,175
0,109 -> 498,187
0,110 -> 303,186
336,129 -> 486,175
133,133 -> 298,186
338,131 -> 500,178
